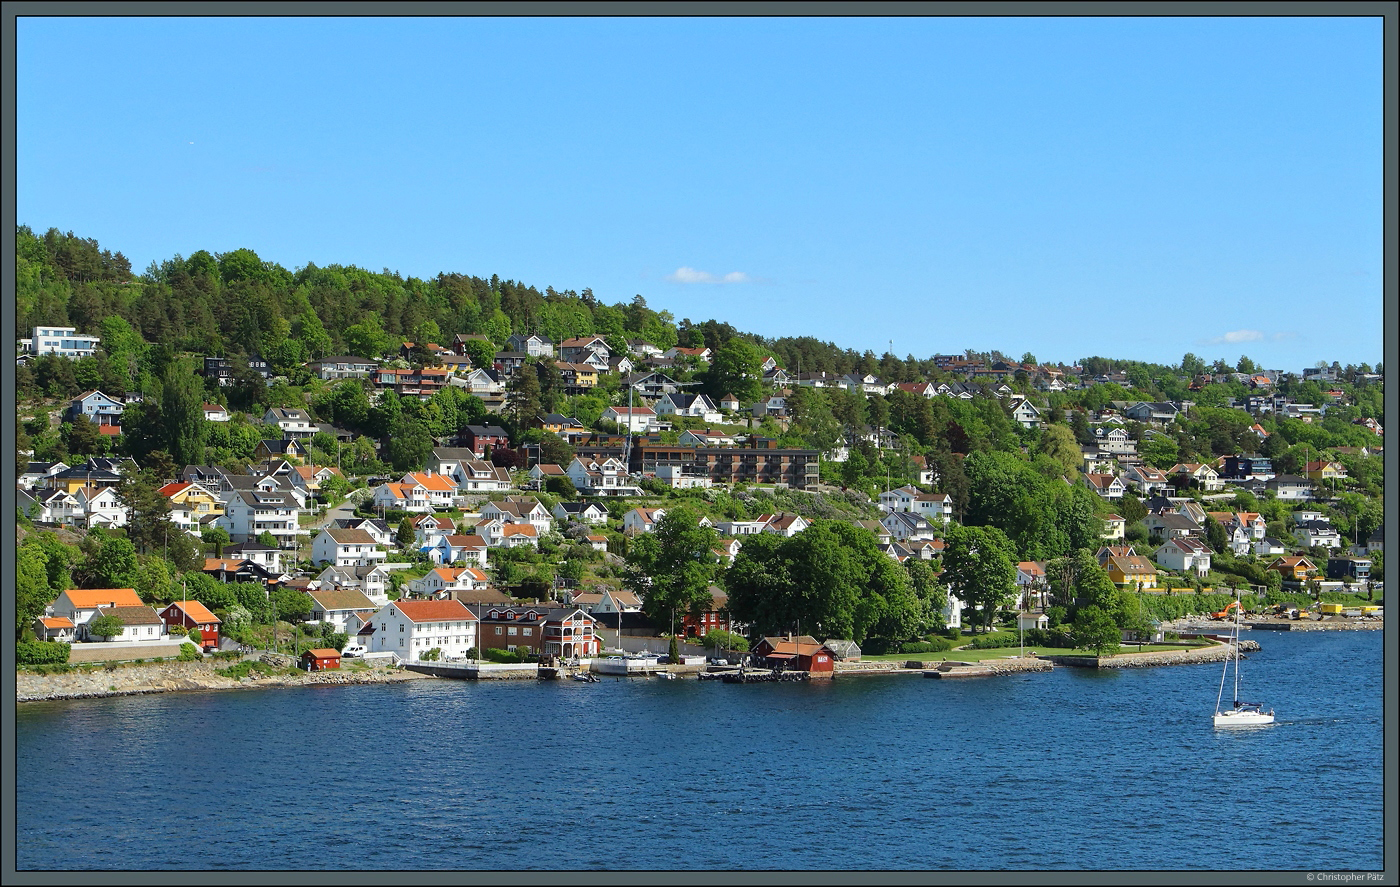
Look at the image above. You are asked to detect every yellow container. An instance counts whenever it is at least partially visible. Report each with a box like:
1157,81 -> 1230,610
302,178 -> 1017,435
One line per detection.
1319,603 -> 1345,615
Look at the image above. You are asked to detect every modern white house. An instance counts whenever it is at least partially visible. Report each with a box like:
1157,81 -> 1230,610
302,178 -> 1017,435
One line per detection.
29,325 -> 100,358
367,599 -> 479,662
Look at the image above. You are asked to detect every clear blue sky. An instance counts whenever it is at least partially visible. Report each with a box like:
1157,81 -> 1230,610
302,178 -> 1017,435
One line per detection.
16,15 -> 1385,372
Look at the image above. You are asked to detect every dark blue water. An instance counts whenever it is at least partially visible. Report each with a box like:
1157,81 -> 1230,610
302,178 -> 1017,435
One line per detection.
15,630 -> 1384,872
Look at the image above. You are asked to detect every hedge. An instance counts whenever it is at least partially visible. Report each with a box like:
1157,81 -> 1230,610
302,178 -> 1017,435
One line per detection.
18,641 -> 71,666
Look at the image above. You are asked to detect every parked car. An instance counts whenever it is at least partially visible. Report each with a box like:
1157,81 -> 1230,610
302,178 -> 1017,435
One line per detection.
341,644 -> 368,658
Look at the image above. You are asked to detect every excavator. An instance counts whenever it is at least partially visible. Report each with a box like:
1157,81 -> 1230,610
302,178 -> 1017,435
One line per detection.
1210,600 -> 1242,621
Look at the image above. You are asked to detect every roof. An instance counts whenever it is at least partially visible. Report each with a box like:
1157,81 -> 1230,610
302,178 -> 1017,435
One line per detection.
309,589 -> 378,611
324,527 -> 378,545
40,617 -> 75,629
304,648 -> 341,658
100,605 -> 164,625
60,588 -> 144,609
164,600 -> 221,623
389,599 -> 478,623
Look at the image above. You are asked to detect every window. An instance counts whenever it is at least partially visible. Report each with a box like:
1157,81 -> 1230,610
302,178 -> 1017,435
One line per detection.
523,627 -> 532,637
508,626 -> 517,636
495,626 -> 503,636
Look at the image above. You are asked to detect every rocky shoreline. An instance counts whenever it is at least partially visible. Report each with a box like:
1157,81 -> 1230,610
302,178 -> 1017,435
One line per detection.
15,657 -> 428,703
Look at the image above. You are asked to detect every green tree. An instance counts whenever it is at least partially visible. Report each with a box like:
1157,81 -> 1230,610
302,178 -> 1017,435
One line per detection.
1071,606 -> 1121,657
623,506 -> 721,627
940,524 -> 1017,633
88,613 -> 126,641
703,337 -> 764,405
506,361 -> 543,430
117,469 -> 176,555
15,544 -> 52,640
159,356 -> 208,468
397,515 -> 416,551
80,531 -> 141,589
65,413 -> 103,457
1036,423 -> 1082,478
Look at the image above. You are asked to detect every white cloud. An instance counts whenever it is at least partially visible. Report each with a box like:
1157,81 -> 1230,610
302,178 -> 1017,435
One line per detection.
1207,329 -> 1265,345
667,266 -> 751,285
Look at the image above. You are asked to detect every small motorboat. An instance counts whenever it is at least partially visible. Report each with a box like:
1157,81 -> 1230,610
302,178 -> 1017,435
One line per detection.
573,672 -> 599,683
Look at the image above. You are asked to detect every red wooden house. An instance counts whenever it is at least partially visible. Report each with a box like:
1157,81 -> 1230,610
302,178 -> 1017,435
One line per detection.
159,599 -> 222,652
301,648 -> 342,671
751,635 -> 837,677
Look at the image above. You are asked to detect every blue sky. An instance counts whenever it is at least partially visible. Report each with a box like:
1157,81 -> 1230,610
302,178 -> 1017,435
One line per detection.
16,15 -> 1385,372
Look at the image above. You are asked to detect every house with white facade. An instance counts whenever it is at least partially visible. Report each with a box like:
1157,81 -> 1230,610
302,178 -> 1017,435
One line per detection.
623,506 -> 666,535
264,407 -> 318,440
49,588 -> 144,639
655,393 -> 722,423
217,489 -> 301,548
313,563 -> 395,605
480,497 -> 553,535
1155,536 -> 1213,577
425,534 -> 490,567
74,485 -> 128,529
29,325 -> 100,358
367,599 -> 479,662
1010,399 -> 1041,429
551,501 -> 610,525
567,456 -> 639,497
307,588 -> 380,634
600,406 -> 659,433
877,486 -> 953,522
311,527 -> 387,568
408,565 -> 491,598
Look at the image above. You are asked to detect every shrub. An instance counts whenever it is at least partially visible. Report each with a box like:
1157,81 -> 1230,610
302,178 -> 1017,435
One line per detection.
187,627 -> 203,644
167,625 -> 188,637
177,644 -> 201,662
17,641 -> 71,666
967,634 -> 1021,650
900,637 -> 954,654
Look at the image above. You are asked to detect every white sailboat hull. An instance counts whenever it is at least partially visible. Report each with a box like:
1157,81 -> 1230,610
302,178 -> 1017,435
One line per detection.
1214,709 -> 1275,727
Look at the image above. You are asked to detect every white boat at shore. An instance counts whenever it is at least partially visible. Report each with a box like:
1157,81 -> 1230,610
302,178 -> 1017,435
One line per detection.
590,653 -> 663,676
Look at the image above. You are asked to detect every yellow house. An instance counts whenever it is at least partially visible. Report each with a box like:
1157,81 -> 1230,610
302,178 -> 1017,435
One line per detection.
158,481 -> 225,528
1105,555 -> 1160,590
1303,460 -> 1347,485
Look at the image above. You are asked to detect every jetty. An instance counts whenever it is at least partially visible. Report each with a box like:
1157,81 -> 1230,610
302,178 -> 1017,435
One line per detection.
720,668 -> 809,683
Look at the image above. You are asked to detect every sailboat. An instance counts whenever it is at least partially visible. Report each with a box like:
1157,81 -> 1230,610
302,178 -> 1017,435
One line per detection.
1213,591 -> 1275,727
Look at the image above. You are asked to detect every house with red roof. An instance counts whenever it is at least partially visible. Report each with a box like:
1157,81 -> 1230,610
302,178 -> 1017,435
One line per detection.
367,599 -> 479,661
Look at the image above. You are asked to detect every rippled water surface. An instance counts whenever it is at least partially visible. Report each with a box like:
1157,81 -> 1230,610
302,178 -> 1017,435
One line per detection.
15,629 -> 1385,872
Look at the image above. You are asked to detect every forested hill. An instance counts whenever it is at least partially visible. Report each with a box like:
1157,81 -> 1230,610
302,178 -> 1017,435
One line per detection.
18,224 -> 1071,382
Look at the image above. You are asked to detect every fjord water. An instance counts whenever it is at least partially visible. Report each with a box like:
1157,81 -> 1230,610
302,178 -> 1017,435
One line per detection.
16,630 -> 1383,872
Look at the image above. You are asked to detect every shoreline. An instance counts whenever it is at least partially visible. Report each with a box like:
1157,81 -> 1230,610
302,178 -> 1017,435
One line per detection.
15,657 -> 430,704
16,619 -> 1381,703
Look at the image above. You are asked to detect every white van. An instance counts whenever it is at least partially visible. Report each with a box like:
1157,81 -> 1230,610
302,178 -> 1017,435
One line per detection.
341,644 -> 368,658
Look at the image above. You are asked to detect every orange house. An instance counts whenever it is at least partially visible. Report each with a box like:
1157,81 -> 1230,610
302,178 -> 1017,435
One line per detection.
1266,556 -> 1318,582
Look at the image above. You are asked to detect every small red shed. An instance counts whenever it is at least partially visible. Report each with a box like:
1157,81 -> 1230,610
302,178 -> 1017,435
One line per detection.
301,648 -> 342,671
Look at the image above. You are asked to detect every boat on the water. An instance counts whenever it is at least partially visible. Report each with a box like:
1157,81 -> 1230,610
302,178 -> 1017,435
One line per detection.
1214,590 -> 1275,728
